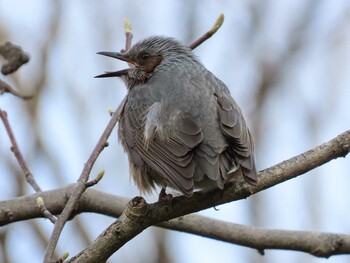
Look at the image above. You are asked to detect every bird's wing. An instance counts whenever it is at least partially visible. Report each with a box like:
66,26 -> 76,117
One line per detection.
214,93 -> 258,185
120,105 -> 203,196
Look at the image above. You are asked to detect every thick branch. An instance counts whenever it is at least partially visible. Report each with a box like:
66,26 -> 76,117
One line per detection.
162,215 -> 350,258
1,128 -> 350,259
2,130 -> 346,260
1,185 -> 350,258
68,130 -> 349,261
1,131 -> 348,260
0,186 -> 126,227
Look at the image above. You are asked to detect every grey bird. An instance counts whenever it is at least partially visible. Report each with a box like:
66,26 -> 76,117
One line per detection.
96,36 -> 258,197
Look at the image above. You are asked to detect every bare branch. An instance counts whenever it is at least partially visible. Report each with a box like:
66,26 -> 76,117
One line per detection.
63,129 -> 349,261
1,185 -> 349,259
2,129 -> 348,258
189,13 -> 224,50
0,109 -> 42,192
0,127 -> 349,260
43,20 -> 135,261
85,170 -> 105,188
162,215 -> 349,258
37,197 -> 57,224
0,79 -> 33,99
0,108 -> 56,228
43,108 -> 120,262
121,18 -> 133,53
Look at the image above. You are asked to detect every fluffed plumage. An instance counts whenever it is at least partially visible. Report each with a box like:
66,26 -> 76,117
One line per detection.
96,36 -> 258,196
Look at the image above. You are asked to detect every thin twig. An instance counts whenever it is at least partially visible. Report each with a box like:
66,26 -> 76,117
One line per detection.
122,18 -> 133,53
43,108 -> 120,262
0,79 -> 33,99
43,19 -> 135,262
43,17 -> 135,263
0,109 -> 56,224
0,109 -> 55,223
189,13 -> 224,50
85,170 -> 105,187
0,109 -> 42,192
37,197 -> 57,224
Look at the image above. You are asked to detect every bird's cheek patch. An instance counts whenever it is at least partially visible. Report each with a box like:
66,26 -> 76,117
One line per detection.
145,55 -> 163,73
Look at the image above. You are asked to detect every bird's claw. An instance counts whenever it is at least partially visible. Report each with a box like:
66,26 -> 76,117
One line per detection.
158,188 -> 173,205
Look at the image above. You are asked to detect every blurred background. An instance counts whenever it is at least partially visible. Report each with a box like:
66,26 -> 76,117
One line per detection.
0,0 -> 350,262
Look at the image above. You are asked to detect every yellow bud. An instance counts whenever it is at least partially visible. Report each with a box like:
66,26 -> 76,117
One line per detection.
36,196 -> 44,207
124,18 -> 132,33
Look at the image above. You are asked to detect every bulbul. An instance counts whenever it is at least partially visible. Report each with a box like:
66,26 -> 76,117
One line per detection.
96,36 -> 257,197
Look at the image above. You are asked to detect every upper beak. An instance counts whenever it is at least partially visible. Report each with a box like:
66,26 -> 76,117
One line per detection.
97,51 -> 134,63
95,51 -> 137,78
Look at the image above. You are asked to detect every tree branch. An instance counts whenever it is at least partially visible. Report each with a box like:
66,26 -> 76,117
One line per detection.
189,13 -> 224,50
0,186 -> 127,227
44,17 -> 136,262
2,185 -> 350,258
0,107 -> 57,223
0,79 -> 33,99
121,18 -> 133,53
0,42 -> 32,99
67,130 -> 349,261
2,130 -> 346,260
43,108 -> 119,262
161,215 -> 350,258
0,109 -> 42,192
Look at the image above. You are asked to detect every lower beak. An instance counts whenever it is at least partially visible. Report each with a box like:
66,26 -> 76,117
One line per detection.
94,69 -> 130,78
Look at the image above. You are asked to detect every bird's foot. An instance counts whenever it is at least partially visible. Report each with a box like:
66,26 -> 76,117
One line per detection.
158,187 -> 173,205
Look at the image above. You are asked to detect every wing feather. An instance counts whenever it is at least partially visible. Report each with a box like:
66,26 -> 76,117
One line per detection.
215,93 -> 258,185
120,106 -> 203,196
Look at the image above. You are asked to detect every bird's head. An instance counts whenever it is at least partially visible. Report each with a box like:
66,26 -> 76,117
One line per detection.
95,36 -> 196,88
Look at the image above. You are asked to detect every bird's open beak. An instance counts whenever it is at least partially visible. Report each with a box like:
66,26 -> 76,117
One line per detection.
95,51 -> 137,78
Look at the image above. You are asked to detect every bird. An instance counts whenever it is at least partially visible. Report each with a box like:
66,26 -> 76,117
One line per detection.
96,36 -> 258,198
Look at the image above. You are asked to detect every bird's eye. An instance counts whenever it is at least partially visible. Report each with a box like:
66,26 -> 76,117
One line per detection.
141,52 -> 150,60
